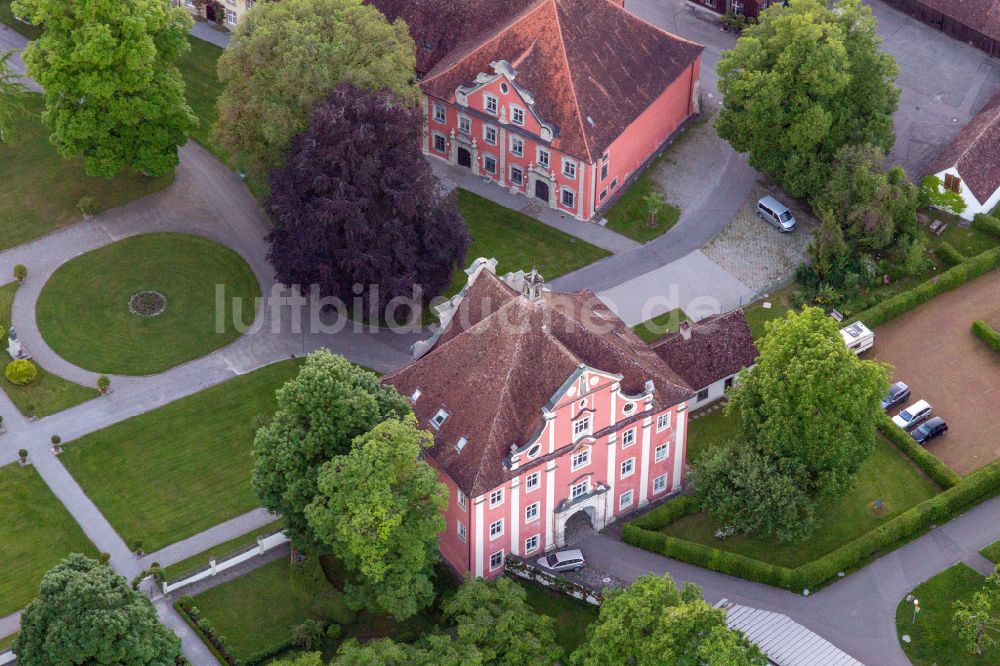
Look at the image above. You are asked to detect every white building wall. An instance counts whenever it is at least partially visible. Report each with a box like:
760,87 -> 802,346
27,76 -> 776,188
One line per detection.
932,166 -> 1000,221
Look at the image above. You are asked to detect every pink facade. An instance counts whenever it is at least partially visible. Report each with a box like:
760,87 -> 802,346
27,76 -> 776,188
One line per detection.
436,366 -> 689,578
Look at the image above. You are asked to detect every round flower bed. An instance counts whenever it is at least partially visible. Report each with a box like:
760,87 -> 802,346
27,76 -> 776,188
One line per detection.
128,290 -> 167,317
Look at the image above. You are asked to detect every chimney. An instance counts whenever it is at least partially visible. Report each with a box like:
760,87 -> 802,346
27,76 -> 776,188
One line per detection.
679,320 -> 692,341
523,269 -> 544,301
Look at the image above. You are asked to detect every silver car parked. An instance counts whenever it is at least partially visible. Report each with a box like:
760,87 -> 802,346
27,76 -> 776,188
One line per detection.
757,195 -> 797,232
536,549 -> 587,573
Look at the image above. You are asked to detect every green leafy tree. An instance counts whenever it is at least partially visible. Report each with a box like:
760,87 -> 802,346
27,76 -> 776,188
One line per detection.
919,174 -> 968,216
443,577 -> 562,666
716,0 -> 899,199
0,50 -> 26,143
572,574 -> 767,666
12,0 -> 197,177
727,307 -> 888,504
305,415 -> 447,620
214,0 -> 418,178
14,554 -> 181,665
251,349 -> 410,553
695,443 -> 816,542
953,565 -> 1000,656
808,208 -> 850,284
270,654 -> 325,666
333,635 -> 480,666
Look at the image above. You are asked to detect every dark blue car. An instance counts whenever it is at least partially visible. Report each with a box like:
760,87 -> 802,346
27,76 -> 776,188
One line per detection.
911,417 -> 948,445
881,382 -> 911,411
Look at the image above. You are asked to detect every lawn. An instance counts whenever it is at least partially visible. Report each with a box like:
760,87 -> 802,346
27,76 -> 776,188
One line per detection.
742,290 -> 793,340
982,539 -> 1000,564
631,308 -> 688,344
0,95 -> 174,251
177,36 -> 225,160
0,463 -> 97,616
449,189 -> 610,295
665,432 -> 940,567
161,519 -> 284,581
518,580 -> 598,656
896,563 -> 1000,666
603,168 -> 681,244
36,233 -> 260,375
685,407 -> 739,467
60,359 -> 303,552
0,633 -> 16,651
0,282 -> 98,416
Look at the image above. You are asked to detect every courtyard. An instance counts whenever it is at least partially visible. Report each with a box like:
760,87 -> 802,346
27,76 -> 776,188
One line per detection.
872,268 -> 1000,474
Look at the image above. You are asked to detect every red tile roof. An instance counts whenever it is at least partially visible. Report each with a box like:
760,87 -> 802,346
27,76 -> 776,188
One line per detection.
651,310 -> 759,392
383,270 -> 693,496
926,88 -> 1000,203
417,0 -> 703,162
917,0 -> 1000,41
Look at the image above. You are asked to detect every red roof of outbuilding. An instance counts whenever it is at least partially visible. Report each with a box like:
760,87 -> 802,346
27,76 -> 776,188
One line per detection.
417,0 -> 703,162
926,88 -> 1000,203
651,310 -> 759,392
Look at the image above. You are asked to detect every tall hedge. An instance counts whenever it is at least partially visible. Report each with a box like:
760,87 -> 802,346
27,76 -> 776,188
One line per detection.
972,213 -> 1000,239
876,415 -> 961,488
972,319 -> 1000,354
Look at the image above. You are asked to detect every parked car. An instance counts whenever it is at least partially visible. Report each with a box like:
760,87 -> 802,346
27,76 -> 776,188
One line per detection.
536,549 -> 586,573
757,195 -> 797,232
910,416 -> 948,444
892,399 -> 932,430
881,382 -> 911,410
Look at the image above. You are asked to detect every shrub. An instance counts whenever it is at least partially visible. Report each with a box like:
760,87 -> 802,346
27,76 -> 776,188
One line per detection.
50,435 -> 61,446
877,415 -> 961,488
97,375 -> 110,392
291,619 -> 325,650
5,359 -> 38,385
935,241 -> 965,267
77,196 -> 99,216
18,448 -> 27,462
13,264 -> 27,282
326,622 -> 341,640
972,320 -> 1000,354
972,213 -> 1000,239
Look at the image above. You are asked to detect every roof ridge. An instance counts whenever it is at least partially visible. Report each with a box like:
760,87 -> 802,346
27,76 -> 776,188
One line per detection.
551,0 -> 594,162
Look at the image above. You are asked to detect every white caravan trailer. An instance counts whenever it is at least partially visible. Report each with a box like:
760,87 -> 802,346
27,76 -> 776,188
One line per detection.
840,321 -> 874,355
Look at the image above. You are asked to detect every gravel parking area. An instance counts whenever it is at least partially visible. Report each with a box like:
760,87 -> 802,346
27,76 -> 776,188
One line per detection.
872,270 -> 1000,475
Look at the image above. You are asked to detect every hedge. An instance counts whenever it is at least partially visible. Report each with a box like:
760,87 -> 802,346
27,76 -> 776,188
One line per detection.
972,213 -> 1000,239
935,241 -> 965,267
972,319 -> 1000,354
876,414 -> 961,488
623,459 -> 1000,592
853,246 -> 1000,327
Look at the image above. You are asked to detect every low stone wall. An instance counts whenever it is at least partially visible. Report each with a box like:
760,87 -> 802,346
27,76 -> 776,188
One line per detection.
162,530 -> 289,595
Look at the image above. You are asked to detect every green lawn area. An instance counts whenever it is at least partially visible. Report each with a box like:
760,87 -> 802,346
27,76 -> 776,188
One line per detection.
449,189 -> 610,295
0,282 -> 98,417
685,407 -> 739,467
743,289 -> 793,340
177,36 -> 225,160
0,463 -> 97,616
603,170 -> 681,244
929,222 -> 1000,259
982,540 -> 1000,564
0,633 -> 16,651
896,563 -> 1000,666
0,95 -> 174,251
36,233 -> 260,375
161,520 -> 284,581
60,359 -> 303,552
665,432 -> 941,568
631,308 -> 688,344
518,580 -> 598,656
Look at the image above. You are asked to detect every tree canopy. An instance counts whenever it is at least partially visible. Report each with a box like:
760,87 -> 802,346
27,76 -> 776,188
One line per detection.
214,0 -> 418,177
251,349 -> 410,553
728,307 -> 888,505
305,415 -> 447,620
333,635 -> 479,666
14,554 -> 181,665
13,0 -> 196,177
265,83 -> 469,317
572,573 -> 767,666
716,0 -> 899,200
953,565 -> 1000,656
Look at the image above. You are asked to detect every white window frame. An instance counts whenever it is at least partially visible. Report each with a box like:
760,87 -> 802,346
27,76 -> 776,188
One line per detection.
409,387 -> 421,403
620,457 -> 635,479
573,415 -> 592,438
524,534 -> 540,553
510,135 -> 524,157
457,489 -> 467,510
525,472 -> 540,492
537,148 -> 550,169
490,550 -> 505,571
245,0 -> 254,9
489,519 -> 504,540
432,132 -> 447,154
561,187 -> 575,209
562,158 -> 577,180
483,153 -> 497,174
431,408 -> 449,429
570,480 -> 590,500
525,501 -> 540,522
489,488 -> 504,508
570,448 -> 590,471
484,93 -> 498,115
483,125 -> 498,146
619,489 -> 634,509
226,8 -> 238,24
621,428 -> 636,448
653,474 -> 667,494
656,413 -> 671,432
655,443 -> 669,462
458,114 -> 471,135
457,520 -> 467,542
432,102 -> 447,124
509,165 -> 524,186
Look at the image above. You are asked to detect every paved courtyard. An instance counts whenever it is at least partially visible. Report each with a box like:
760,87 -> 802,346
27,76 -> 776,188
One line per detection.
873,269 -> 1000,475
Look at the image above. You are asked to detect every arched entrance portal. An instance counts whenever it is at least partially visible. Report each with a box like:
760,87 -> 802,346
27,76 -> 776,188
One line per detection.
553,485 -> 609,548
564,509 -> 596,544
457,147 -> 472,169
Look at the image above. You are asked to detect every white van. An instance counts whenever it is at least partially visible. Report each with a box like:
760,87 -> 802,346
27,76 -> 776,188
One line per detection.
840,321 -> 874,355
757,195 -> 797,232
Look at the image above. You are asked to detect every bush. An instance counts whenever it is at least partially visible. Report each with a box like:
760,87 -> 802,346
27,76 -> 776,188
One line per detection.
77,196 -> 99,216
972,213 -> 1000,239
935,241 -> 965,267
972,319 -> 1000,353
291,619 -> 325,650
876,415 -> 961,488
326,622 -> 341,640
18,448 -> 27,462
13,264 -> 26,282
5,359 -> 38,385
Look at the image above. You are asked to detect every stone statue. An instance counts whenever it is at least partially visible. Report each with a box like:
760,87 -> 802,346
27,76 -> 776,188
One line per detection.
7,327 -> 24,360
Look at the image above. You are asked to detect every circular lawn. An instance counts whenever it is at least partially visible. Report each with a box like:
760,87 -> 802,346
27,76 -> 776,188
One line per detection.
37,233 -> 261,375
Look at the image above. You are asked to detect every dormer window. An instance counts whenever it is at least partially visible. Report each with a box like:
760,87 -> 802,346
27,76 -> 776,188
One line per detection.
410,388 -> 422,403
484,93 -> 498,115
431,408 -> 449,429
454,436 -> 468,453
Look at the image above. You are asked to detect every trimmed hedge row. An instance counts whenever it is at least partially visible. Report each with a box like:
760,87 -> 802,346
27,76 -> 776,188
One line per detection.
935,241 -> 965,267
972,319 -> 1000,353
627,494 -> 699,530
973,213 -> 1000,239
854,246 -> 1000,327
623,459 -> 1000,592
876,414 -> 961,489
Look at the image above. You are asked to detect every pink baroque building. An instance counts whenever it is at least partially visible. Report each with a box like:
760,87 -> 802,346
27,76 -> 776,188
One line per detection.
408,0 -> 704,221
383,260 -> 756,577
